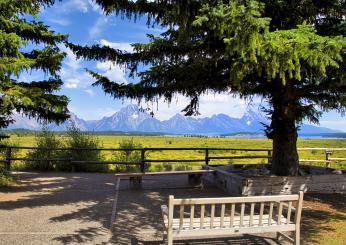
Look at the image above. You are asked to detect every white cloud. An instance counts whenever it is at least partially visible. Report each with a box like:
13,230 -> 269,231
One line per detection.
89,17 -> 109,38
139,93 -> 257,120
99,39 -> 133,52
58,0 -> 90,13
48,18 -> 71,26
84,89 -> 95,97
88,0 -> 104,14
59,45 -> 94,89
63,47 -> 81,70
65,78 -> 80,88
96,61 -> 128,84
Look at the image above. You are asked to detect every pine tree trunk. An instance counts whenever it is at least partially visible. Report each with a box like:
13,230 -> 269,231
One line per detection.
270,83 -> 299,176
271,118 -> 299,176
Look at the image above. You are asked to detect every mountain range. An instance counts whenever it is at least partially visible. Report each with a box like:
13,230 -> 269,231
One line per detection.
6,105 -> 342,135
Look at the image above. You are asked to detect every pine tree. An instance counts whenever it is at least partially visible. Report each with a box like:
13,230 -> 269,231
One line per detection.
68,0 -> 346,176
0,0 -> 69,129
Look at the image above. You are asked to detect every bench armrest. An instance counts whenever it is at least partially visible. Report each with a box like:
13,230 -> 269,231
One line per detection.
161,205 -> 169,228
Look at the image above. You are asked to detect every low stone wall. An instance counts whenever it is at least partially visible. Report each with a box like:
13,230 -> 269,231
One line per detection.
203,165 -> 346,196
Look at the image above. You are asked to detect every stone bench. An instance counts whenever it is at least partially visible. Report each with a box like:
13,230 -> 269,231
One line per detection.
115,169 -> 215,188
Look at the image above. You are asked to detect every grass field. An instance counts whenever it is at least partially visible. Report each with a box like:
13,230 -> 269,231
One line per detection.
2,134 -> 346,171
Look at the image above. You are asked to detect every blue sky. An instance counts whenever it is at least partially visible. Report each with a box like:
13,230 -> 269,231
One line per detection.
21,0 -> 346,131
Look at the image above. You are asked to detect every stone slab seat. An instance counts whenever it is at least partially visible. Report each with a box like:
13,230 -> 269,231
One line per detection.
114,169 -> 215,188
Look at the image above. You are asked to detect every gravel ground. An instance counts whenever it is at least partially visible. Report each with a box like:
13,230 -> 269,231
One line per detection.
0,172 -> 289,245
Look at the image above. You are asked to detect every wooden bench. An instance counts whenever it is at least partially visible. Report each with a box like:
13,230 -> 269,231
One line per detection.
115,169 -> 215,188
161,192 -> 304,245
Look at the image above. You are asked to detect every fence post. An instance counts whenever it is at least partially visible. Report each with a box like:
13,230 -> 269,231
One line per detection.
267,150 -> 272,164
325,150 -> 332,168
205,148 -> 209,165
140,148 -> 146,173
5,147 -> 12,171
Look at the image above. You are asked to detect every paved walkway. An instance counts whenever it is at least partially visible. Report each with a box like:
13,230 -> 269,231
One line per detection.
0,172 -> 287,245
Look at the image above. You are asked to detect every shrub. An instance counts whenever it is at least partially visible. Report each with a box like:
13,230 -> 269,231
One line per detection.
0,166 -> 16,187
60,123 -> 107,172
153,163 -> 164,172
27,127 -> 63,171
162,162 -> 173,171
113,138 -> 149,172
174,164 -> 192,171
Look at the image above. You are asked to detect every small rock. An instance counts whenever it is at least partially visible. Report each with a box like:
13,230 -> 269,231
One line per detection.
332,169 -> 343,175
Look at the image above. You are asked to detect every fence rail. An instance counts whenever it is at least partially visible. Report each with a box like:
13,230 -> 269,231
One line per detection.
1,146 -> 345,172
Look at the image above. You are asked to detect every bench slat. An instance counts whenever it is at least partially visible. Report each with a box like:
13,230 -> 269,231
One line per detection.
220,204 -> 225,227
169,214 -> 289,230
210,204 -> 215,228
115,169 -> 214,177
259,202 -> 264,226
240,203 -> 245,227
200,204 -> 205,229
172,195 -> 299,205
189,205 -> 195,230
172,224 -> 296,240
278,202 -> 283,225
287,201 -> 292,224
179,205 -> 184,230
250,203 -> 255,226
268,202 -> 274,226
230,204 -> 235,227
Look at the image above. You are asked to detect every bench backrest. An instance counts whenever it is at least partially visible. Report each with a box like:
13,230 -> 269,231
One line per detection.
167,192 -> 303,231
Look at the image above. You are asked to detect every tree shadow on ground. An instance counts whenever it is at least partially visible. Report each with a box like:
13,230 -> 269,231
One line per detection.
132,234 -> 279,245
1,173 -> 344,245
301,193 -> 346,244
0,172 -> 116,244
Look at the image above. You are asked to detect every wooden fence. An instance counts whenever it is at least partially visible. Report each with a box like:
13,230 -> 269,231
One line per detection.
1,146 -> 345,172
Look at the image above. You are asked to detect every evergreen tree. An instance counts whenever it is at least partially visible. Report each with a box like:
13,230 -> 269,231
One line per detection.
68,0 -> 346,176
0,0 -> 69,129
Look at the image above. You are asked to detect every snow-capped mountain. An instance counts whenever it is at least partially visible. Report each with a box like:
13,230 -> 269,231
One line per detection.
5,105 -> 342,135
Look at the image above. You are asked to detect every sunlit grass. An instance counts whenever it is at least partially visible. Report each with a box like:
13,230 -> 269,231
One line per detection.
2,134 -> 346,171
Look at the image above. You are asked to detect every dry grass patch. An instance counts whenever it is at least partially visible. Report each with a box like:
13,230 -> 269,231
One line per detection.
302,193 -> 346,245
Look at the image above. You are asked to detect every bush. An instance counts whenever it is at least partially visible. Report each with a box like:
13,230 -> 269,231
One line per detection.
0,166 -> 16,187
113,138 -> 149,172
162,162 -> 173,171
27,127 -> 63,171
59,123 -> 107,172
174,164 -> 192,171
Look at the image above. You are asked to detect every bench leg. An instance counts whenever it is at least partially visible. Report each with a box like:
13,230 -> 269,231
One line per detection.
129,176 -> 142,188
295,228 -> 300,245
167,229 -> 173,245
277,232 -> 295,244
188,174 -> 202,185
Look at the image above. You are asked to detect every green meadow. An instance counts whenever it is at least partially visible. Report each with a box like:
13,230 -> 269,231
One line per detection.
3,133 -> 346,171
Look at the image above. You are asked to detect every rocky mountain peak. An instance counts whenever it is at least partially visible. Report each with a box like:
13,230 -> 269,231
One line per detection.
5,105 -> 341,135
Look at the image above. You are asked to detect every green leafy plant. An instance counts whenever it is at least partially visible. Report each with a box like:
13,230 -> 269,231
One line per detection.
0,166 -> 16,187
27,126 -> 63,171
113,138 -> 149,172
60,123 -> 107,172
